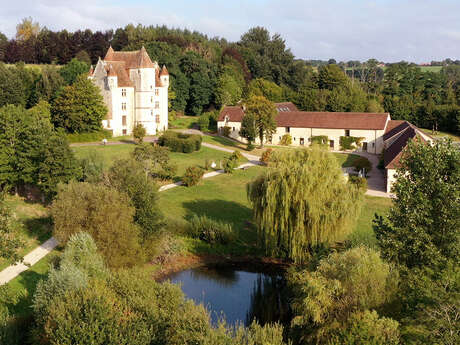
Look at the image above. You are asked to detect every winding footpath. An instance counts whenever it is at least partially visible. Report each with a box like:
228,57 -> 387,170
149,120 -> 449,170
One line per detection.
0,136 -> 389,285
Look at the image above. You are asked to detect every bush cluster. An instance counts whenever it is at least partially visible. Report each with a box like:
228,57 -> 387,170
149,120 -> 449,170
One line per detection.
222,126 -> 231,137
182,166 -> 205,187
353,156 -> 372,175
339,136 -> 365,150
158,131 -> 202,153
279,134 -> 292,146
188,215 -> 235,244
310,135 -> 329,146
260,148 -> 273,164
349,175 -> 368,191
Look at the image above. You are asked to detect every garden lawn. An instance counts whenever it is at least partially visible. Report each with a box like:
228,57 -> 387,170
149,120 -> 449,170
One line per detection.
348,196 -> 392,248
159,166 -> 391,255
72,144 -> 238,178
169,115 -> 198,129
1,250 -> 59,318
0,196 -> 52,271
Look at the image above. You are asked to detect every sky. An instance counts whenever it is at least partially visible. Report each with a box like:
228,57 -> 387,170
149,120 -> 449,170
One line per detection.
0,0 -> 459,63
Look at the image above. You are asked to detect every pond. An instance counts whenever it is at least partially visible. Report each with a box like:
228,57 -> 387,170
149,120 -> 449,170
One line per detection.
164,264 -> 290,326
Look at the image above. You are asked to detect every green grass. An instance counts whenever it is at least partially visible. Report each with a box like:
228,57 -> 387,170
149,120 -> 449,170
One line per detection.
333,152 -> 365,168
159,166 -> 265,256
419,66 -> 443,72
159,165 -> 391,255
72,144 -> 239,178
348,196 -> 392,248
1,250 -> 59,318
169,116 -> 198,129
420,128 -> 460,142
0,196 -> 52,271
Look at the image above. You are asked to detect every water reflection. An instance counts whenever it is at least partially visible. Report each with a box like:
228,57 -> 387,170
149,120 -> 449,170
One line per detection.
164,265 -> 289,326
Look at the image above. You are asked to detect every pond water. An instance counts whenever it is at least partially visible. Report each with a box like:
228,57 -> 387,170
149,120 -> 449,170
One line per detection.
164,264 -> 290,326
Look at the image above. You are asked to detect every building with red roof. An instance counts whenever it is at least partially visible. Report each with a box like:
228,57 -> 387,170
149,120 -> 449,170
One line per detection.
88,46 -> 169,136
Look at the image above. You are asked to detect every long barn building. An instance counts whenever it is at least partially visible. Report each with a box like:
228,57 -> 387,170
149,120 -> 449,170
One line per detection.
217,103 -> 433,192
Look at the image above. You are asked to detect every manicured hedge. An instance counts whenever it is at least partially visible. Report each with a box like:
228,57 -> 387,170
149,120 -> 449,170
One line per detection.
158,131 -> 202,153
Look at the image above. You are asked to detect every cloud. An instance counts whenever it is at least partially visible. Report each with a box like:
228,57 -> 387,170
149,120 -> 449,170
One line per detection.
1,0 -> 459,62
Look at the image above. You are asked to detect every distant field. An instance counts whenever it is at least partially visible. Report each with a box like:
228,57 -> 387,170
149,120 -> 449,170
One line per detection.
344,65 -> 442,73
420,128 -> 460,142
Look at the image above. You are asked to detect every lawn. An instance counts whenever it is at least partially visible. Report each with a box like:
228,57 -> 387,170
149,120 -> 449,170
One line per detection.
159,165 -> 391,255
169,115 -> 198,129
72,144 -> 238,178
1,250 -> 59,318
0,196 -> 52,271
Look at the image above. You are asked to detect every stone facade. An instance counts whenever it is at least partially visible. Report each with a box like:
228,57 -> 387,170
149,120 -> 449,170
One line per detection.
89,47 -> 169,137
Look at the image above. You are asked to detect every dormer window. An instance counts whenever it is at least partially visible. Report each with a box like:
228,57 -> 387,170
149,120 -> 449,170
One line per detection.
224,115 -> 229,123
121,89 -> 126,97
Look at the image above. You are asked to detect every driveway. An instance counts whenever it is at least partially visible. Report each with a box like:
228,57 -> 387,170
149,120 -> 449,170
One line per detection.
334,150 -> 390,198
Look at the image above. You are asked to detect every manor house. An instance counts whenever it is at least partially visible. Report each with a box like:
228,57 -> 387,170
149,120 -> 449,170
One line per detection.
217,103 -> 433,192
89,46 -> 169,136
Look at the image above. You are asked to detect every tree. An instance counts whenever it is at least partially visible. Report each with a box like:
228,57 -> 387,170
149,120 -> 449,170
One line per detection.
131,143 -> 177,180
244,96 -> 277,147
0,194 -> 23,263
107,158 -> 163,241
132,122 -> 146,143
34,65 -> 65,103
0,103 -> 79,196
247,148 -> 364,262
15,17 -> 40,41
215,73 -> 242,107
52,75 -> 107,133
247,78 -> 284,102
239,113 -> 257,147
374,139 -> 460,270
317,64 -> 349,90
75,50 -> 92,66
289,246 -> 399,344
59,58 -> 90,85
0,63 -> 26,107
51,181 -> 144,268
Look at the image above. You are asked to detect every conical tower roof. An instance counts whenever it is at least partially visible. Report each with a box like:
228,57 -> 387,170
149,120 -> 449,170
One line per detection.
160,65 -> 169,76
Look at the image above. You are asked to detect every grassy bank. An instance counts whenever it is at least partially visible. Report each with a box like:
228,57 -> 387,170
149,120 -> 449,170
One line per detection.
72,144 -> 240,178
0,197 -> 52,271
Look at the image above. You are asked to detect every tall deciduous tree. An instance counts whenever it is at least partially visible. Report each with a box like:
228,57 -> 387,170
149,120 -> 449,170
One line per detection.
240,113 -> 257,147
15,17 -> 40,41
374,139 -> 460,269
244,96 -> 277,147
247,148 -> 364,262
51,181 -> 144,268
52,75 -> 107,133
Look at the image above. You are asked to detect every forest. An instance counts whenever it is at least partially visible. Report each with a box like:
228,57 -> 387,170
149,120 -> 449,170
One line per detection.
0,19 -> 459,135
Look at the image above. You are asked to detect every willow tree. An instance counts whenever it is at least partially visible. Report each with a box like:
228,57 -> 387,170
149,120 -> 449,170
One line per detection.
247,148 -> 364,263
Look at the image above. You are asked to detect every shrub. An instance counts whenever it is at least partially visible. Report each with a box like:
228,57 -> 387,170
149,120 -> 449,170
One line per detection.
182,166 -> 204,187
247,142 -> 255,150
132,122 -> 146,143
66,129 -> 113,143
223,157 -> 239,173
78,151 -> 104,183
222,126 -> 231,137
340,136 -> 365,150
260,148 -> 273,164
289,246 -> 399,343
311,135 -> 329,147
377,153 -> 385,170
354,156 -> 372,175
280,134 -> 292,146
349,176 -> 368,191
188,215 -> 235,244
158,131 -> 202,153
198,114 -> 210,132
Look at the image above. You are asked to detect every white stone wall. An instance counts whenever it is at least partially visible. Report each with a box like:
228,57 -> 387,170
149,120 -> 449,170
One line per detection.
386,168 -> 397,193
103,86 -> 135,137
217,121 -> 386,153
